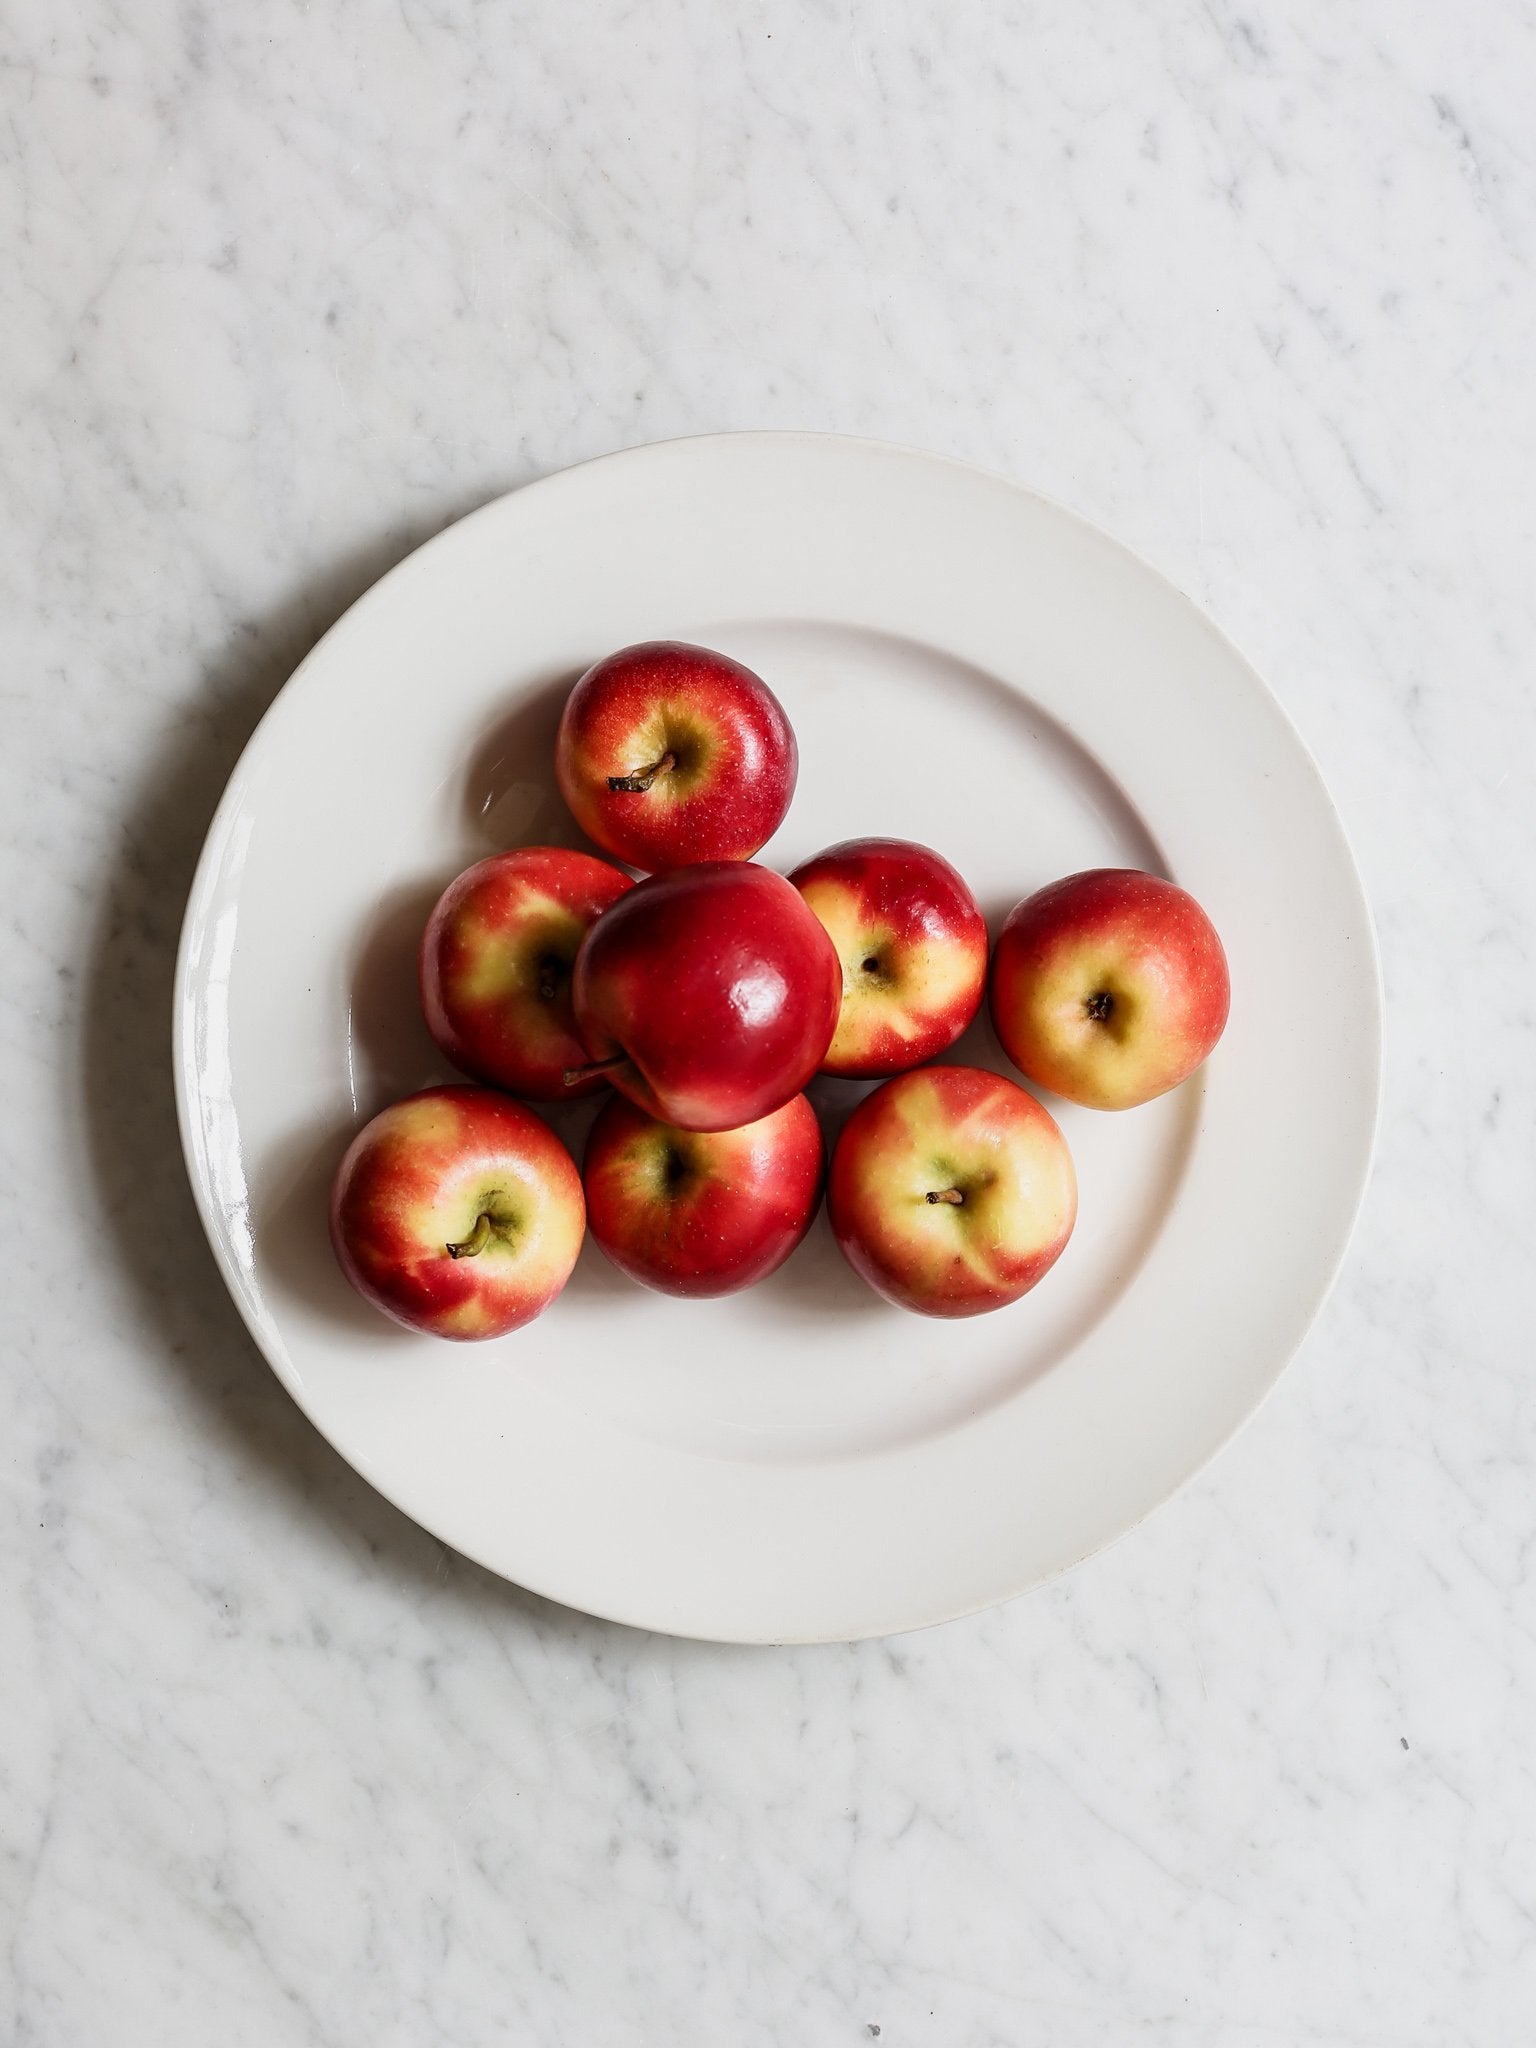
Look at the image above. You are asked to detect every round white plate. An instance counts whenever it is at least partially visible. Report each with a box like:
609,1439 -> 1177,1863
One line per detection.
174,434 -> 1380,1643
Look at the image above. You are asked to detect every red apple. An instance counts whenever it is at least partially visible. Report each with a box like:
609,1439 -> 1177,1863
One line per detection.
419,846 -> 632,1099
555,640 -> 797,872
789,837 -> 988,1077
570,861 -> 841,1132
990,869 -> 1229,1110
583,1092 -> 823,1296
330,1085 -> 585,1338
828,1065 -> 1076,1317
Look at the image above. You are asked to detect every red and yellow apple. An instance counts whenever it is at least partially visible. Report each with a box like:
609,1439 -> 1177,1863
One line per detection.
419,846 -> 632,1099
555,640 -> 797,872
789,837 -> 988,1077
330,1085 -> 585,1338
570,861 -> 841,1132
828,1065 -> 1076,1317
990,868 -> 1229,1110
583,1092 -> 823,1296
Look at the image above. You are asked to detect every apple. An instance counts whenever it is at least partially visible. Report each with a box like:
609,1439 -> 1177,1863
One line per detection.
555,640 -> 797,872
827,1065 -> 1076,1317
583,1091 -> 823,1296
330,1085 -> 585,1338
990,868 -> 1229,1110
569,861 -> 841,1132
419,845 -> 632,1099
789,836 -> 988,1077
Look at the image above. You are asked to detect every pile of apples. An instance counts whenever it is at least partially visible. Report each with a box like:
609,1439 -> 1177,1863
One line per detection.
331,642 -> 1230,1339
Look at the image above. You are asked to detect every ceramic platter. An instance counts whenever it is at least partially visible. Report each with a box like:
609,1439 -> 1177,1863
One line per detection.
174,435 -> 1380,1642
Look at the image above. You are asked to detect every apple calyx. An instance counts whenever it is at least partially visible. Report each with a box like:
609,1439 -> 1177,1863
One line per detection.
607,749 -> 676,794
535,952 -> 566,1002
925,1188 -> 966,1206
562,1051 -> 632,1089
1085,990 -> 1114,1023
446,1212 -> 496,1259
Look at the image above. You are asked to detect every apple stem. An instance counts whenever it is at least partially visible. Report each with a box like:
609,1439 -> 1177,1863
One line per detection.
447,1212 -> 495,1259
563,1053 -> 631,1089
926,1188 -> 965,1205
607,750 -> 676,794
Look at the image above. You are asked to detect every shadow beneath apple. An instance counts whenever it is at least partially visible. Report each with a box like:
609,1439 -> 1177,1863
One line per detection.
255,1117 -> 418,1343
77,500 -> 665,1653
742,1202 -> 890,1326
567,1226 -> 668,1305
349,875 -> 459,1104
461,669 -> 612,859
929,997 -> 1012,1079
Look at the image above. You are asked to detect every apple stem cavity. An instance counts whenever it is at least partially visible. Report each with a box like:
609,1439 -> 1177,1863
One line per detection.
926,1188 -> 966,1205
607,749 -> 676,794
562,1052 -> 631,1089
446,1212 -> 495,1259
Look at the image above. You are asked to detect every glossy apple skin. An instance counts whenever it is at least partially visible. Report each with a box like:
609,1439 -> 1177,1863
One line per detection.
828,1065 -> 1076,1317
330,1086 -> 585,1339
572,861 -> 842,1132
583,1092 -> 823,1297
789,837 -> 989,1077
990,869 -> 1230,1110
555,640 -> 797,872
420,846 -> 632,1099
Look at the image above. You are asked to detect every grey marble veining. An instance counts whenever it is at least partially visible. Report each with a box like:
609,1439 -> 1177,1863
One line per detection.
4,2 -> 1536,2042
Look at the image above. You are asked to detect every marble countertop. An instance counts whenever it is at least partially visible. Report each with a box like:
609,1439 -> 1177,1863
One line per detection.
5,3 -> 1534,2041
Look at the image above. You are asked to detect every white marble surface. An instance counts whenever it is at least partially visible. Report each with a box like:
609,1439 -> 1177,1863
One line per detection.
4,1 -> 1534,2040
